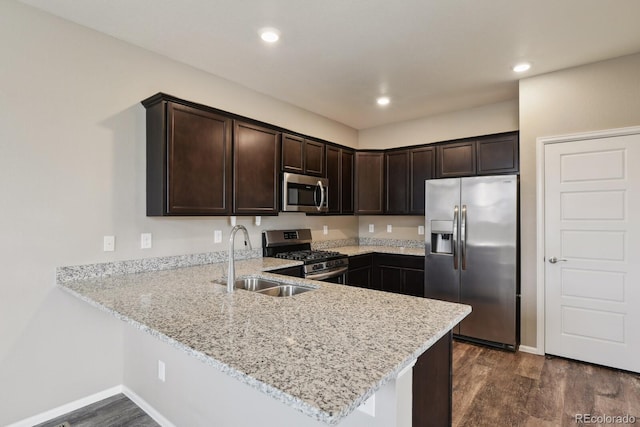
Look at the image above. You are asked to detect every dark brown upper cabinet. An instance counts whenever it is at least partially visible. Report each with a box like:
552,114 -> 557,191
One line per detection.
325,146 -> 340,214
282,133 -> 324,176
355,151 -> 384,215
477,133 -> 519,175
383,146 -> 434,215
233,121 -> 280,215
341,149 -> 355,214
326,146 -> 355,214
385,150 -> 409,214
144,98 -> 232,216
409,146 -> 435,214
436,140 -> 476,178
436,132 -> 519,179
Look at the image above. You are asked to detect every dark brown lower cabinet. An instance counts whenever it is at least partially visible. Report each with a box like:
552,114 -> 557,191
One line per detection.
413,331 -> 453,427
347,254 -> 374,288
347,253 -> 425,297
375,254 -> 425,297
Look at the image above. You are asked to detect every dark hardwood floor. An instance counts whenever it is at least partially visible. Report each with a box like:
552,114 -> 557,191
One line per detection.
452,341 -> 640,426
35,394 -> 158,427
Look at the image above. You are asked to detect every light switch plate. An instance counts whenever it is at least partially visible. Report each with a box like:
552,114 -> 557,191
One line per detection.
323,225 -> 328,235
368,224 -> 374,233
214,230 -> 222,243
141,233 -> 152,249
158,360 -> 166,382
103,235 -> 115,252
387,224 -> 392,233
418,225 -> 425,235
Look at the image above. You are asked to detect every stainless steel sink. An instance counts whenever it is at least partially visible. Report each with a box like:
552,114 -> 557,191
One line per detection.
234,277 -> 280,291
217,277 -> 316,297
256,285 -> 314,297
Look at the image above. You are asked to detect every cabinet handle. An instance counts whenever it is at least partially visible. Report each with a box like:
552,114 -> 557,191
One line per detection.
461,205 -> 467,270
452,205 -> 459,270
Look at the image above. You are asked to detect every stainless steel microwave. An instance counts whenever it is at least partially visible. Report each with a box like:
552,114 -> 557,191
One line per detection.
282,172 -> 328,213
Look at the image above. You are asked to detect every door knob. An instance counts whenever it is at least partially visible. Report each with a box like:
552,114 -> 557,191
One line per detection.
548,257 -> 568,264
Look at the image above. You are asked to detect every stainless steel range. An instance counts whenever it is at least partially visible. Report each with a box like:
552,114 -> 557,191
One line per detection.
262,229 -> 348,283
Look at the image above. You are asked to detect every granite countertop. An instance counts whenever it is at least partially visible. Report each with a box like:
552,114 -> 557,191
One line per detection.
59,256 -> 468,425
332,245 -> 425,257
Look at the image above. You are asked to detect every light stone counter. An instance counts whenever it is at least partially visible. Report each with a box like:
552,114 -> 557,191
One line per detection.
331,245 -> 425,257
59,257 -> 468,425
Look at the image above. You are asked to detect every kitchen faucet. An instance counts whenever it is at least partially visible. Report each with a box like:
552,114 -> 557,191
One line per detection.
227,225 -> 252,293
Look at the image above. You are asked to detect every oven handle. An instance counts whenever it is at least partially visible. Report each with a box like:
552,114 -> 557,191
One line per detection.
305,265 -> 348,281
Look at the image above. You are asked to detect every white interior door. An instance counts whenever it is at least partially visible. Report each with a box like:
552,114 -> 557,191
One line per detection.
544,130 -> 640,372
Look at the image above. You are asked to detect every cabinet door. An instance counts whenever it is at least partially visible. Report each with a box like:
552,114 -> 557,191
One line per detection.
147,101 -> 232,216
375,254 -> 425,296
379,266 -> 403,293
477,133 -> 519,175
385,150 -> 409,214
355,152 -> 384,214
347,254 -> 373,288
436,141 -> 476,178
325,146 -> 341,213
305,139 -> 325,176
403,268 -> 425,297
233,122 -> 280,215
341,150 -> 355,214
282,134 -> 304,174
409,147 -> 435,215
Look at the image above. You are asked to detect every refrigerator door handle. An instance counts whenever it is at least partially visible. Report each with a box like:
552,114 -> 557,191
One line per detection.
461,205 -> 467,270
452,205 -> 459,270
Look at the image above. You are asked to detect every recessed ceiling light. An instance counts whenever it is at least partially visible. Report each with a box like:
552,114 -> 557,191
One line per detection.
260,28 -> 280,43
513,62 -> 531,73
376,96 -> 390,106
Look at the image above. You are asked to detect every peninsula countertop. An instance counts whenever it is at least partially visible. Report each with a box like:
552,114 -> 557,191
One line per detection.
59,257 -> 469,425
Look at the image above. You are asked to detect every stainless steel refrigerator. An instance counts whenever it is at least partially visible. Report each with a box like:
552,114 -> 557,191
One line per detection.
425,175 -> 519,349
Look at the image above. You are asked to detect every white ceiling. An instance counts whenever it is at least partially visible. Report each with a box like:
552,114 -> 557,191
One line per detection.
20,0 -> 640,129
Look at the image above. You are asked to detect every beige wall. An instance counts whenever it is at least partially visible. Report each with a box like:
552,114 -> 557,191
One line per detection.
0,2 -> 357,424
358,99 -> 519,149
518,52 -> 640,348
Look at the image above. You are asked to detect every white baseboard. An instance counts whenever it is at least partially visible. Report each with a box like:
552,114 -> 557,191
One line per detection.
519,345 -> 544,355
7,384 -> 174,427
7,385 -> 123,427
122,385 -> 176,427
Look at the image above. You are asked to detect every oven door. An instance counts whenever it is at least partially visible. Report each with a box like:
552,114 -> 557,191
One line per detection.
305,266 -> 348,284
282,172 -> 328,213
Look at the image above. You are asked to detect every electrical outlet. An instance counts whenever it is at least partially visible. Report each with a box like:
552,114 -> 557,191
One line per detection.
214,230 -> 222,243
255,216 -> 261,226
103,235 -> 115,252
368,224 -> 374,233
418,225 -> 425,235
141,233 -> 152,249
323,225 -> 328,235
158,360 -> 166,382
387,224 -> 392,233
